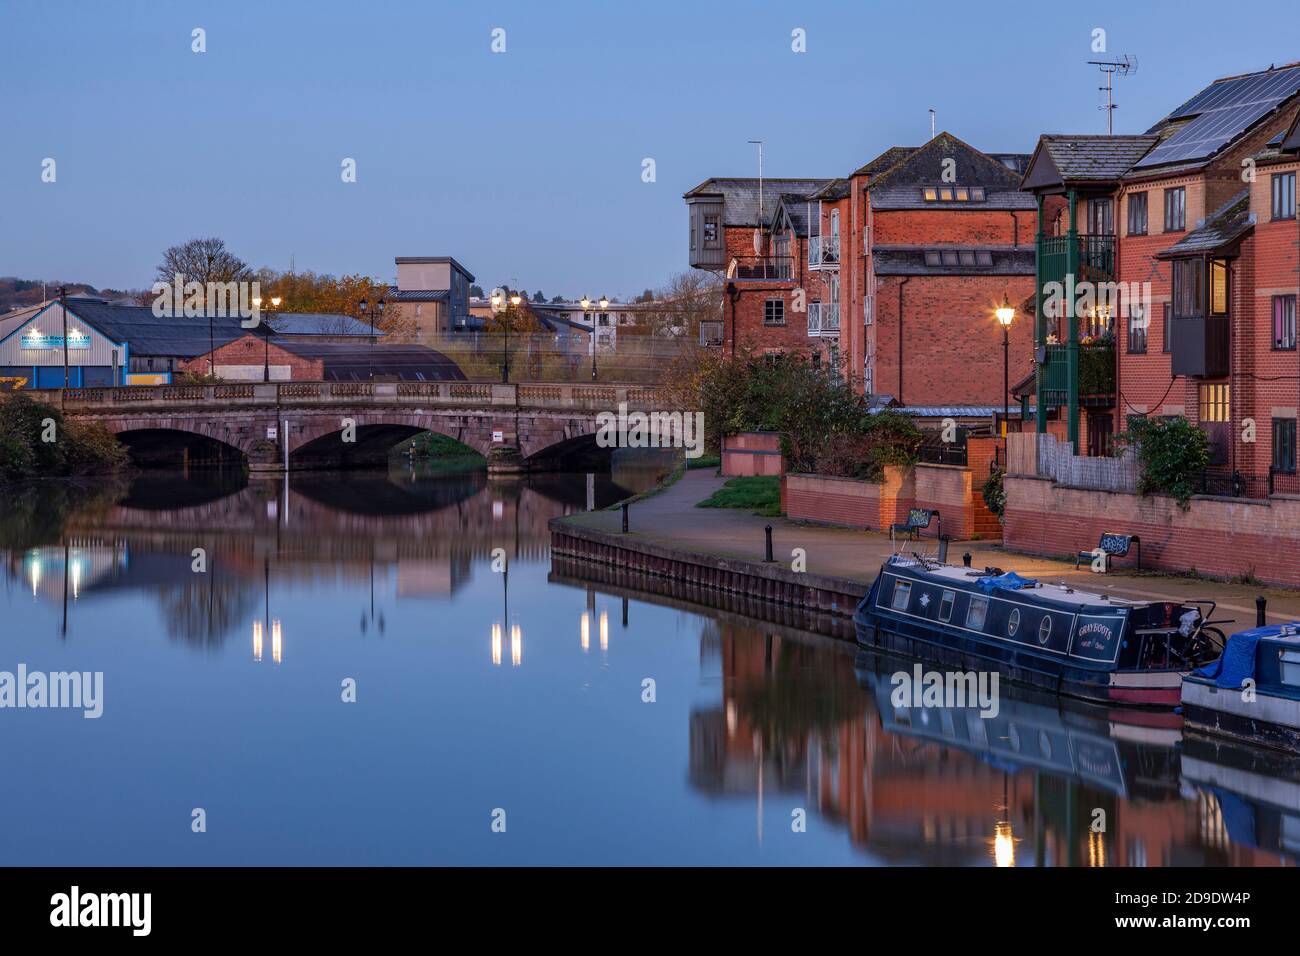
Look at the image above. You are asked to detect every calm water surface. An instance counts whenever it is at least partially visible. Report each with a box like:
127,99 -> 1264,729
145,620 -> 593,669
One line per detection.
0,462 -> 1295,866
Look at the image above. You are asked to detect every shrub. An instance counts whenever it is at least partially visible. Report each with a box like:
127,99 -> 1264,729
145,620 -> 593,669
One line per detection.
0,392 -> 128,482
981,468 -> 1005,520
809,410 -> 922,481
1114,415 -> 1210,507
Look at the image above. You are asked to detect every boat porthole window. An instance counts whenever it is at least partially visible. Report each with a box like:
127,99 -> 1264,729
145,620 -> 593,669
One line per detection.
938,590 -> 955,623
1008,725 -> 1021,751
1007,608 -> 1020,638
891,581 -> 912,611
1039,731 -> 1052,758
1038,616 -> 1052,645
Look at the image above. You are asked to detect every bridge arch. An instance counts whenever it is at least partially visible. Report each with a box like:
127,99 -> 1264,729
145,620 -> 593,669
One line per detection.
287,413 -> 492,469
110,423 -> 253,467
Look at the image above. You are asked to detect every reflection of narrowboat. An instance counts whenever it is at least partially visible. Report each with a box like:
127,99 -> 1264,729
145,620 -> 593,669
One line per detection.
853,556 -> 1225,706
1181,733 -> 1300,862
854,650 -> 1181,800
1182,623 -> 1300,751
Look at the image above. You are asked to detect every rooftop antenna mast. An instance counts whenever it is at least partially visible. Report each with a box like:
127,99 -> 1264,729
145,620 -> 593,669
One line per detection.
929,108 -> 936,139
1088,55 -> 1137,134
747,140 -> 765,254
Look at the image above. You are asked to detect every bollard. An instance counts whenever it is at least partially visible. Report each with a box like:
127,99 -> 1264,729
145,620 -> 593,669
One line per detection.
1257,595 -> 1267,628
764,525 -> 774,563
963,552 -> 972,568
621,502 -> 629,534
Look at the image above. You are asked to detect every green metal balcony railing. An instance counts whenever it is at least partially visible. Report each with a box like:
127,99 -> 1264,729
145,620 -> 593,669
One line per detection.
1038,342 -> 1115,408
1038,234 -> 1117,287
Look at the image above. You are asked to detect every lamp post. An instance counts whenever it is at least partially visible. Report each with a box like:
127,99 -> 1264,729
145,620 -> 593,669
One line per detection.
253,295 -> 282,382
358,298 -> 385,382
58,285 -> 69,387
581,295 -> 609,381
996,294 -> 1017,446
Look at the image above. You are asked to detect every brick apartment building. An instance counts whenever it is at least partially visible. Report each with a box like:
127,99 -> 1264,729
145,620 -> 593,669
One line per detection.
1020,61 -> 1300,491
685,134 -> 1040,414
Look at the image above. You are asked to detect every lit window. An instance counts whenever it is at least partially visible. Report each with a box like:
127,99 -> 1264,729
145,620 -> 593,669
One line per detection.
955,187 -> 969,201
1209,259 -> 1229,316
923,187 -> 938,201
939,188 -> 954,201
1198,383 -> 1230,423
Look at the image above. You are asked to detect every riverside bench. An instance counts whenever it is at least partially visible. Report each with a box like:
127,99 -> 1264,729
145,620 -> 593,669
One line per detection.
890,508 -> 948,562
1075,532 -> 1141,572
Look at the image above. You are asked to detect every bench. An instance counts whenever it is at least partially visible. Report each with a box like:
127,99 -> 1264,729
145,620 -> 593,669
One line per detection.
891,508 -> 942,544
1075,532 -> 1141,572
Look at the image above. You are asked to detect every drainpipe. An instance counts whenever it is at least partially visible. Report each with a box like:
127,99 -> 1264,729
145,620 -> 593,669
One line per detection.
1034,194 -> 1047,435
897,277 -> 911,403
1066,189 -> 1080,453
726,281 -> 740,359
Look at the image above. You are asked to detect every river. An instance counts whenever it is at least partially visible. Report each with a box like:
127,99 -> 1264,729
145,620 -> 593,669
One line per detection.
0,462 -> 1293,866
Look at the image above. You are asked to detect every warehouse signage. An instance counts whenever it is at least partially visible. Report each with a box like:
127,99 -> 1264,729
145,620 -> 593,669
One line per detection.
20,330 -> 91,350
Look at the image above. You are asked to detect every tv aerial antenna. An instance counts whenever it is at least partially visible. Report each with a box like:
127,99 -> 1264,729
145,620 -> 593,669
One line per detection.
1088,55 -> 1137,134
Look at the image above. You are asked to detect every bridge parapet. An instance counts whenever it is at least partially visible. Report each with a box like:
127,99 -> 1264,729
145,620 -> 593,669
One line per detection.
30,382 -> 664,413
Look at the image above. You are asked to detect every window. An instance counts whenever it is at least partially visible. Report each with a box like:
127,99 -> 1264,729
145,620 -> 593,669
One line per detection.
941,250 -> 959,266
922,185 -> 985,202
830,209 -> 840,237
1127,192 -> 1148,235
1172,258 -> 1203,317
1128,306 -> 1147,353
1164,187 -> 1186,231
955,187 -> 969,201
1038,616 -> 1053,645
923,187 -> 938,201
1209,259 -> 1229,316
938,188 -> 953,201
763,299 -> 785,326
966,596 -> 989,630
970,187 -> 985,201
1088,198 -> 1114,236
863,295 -> 873,325
702,215 -> 719,247
938,590 -> 955,623
1199,383 -> 1230,423
958,250 -> 975,265
1162,302 -> 1172,353
699,321 -> 723,347
1273,172 -> 1296,221
864,366 -> 873,394
924,250 -> 941,266
1274,295 -> 1297,350
975,250 -> 993,266
1272,418 -> 1296,474
890,580 -> 912,611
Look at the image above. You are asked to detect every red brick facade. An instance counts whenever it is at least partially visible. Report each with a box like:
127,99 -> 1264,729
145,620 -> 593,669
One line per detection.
179,335 -> 324,381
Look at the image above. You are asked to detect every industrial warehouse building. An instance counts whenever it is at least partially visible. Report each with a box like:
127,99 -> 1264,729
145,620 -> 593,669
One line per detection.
0,297 -> 401,387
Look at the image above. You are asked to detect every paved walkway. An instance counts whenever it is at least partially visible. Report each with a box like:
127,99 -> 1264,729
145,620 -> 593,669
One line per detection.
562,469 -> 1300,625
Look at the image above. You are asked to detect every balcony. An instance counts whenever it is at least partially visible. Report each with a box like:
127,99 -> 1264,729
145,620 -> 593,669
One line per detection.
807,302 -> 840,337
728,256 -> 793,281
1039,341 -> 1115,408
808,236 -> 840,269
1038,234 -> 1117,290
1170,316 -> 1229,378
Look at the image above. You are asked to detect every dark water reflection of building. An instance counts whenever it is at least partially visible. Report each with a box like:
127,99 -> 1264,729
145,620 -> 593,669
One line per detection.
689,624 -> 1295,866
0,459 -> 658,648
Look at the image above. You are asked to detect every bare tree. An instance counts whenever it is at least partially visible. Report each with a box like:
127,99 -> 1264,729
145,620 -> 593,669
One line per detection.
155,237 -> 252,288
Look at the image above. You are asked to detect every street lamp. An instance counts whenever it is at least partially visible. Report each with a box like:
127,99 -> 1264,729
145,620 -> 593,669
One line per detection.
581,295 -> 609,381
253,295 -> 283,382
358,298 -> 385,382
995,294 -> 1016,443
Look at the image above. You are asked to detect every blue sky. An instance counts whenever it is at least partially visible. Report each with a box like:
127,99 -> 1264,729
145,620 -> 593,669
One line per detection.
2,0 -> 1297,299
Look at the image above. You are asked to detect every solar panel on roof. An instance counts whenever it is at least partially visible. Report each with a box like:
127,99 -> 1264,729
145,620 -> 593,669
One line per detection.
1136,65 -> 1300,168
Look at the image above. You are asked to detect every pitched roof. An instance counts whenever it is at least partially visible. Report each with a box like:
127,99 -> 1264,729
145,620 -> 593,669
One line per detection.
275,342 -> 467,382
60,300 -> 254,358
385,288 -> 450,302
808,178 -> 850,200
851,146 -> 918,178
1022,135 -> 1159,188
865,132 -> 1034,209
872,246 -> 1036,276
682,177 -> 834,226
268,313 -> 381,336
1156,189 -> 1254,258
1136,62 -> 1300,171
770,193 -> 816,235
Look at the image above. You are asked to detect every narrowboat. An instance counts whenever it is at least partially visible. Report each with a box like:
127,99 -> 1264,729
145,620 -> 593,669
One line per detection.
853,555 -> 1227,706
1181,733 -> 1300,862
1181,622 -> 1300,751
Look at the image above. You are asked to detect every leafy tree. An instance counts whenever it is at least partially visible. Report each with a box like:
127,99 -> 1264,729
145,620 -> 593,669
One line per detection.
469,284 -> 485,298
532,290 -> 546,303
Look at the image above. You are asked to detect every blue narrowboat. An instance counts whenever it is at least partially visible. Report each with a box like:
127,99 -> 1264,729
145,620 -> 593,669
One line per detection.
853,555 -> 1226,707
1182,623 -> 1300,751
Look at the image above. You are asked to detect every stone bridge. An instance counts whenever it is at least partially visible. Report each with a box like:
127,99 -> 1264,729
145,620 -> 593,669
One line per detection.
32,381 -> 669,473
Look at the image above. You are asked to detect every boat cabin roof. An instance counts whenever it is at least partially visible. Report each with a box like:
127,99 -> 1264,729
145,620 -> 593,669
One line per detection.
886,557 -> 1159,611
